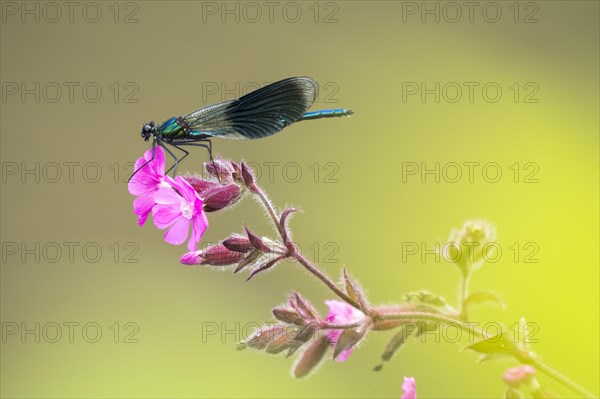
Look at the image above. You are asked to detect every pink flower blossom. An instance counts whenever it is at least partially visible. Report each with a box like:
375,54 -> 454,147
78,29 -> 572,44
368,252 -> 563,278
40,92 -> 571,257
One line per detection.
503,365 -> 536,388
128,147 -> 170,226
401,377 -> 416,399
152,176 -> 208,251
324,300 -> 364,362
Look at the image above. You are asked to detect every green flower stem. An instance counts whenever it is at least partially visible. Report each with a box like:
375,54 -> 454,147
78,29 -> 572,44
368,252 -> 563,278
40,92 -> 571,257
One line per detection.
458,270 -> 471,321
529,358 -> 595,399
375,311 -> 485,340
377,311 -> 594,398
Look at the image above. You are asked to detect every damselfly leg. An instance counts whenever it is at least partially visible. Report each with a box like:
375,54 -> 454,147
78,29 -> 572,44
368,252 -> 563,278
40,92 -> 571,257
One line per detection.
127,139 -> 157,182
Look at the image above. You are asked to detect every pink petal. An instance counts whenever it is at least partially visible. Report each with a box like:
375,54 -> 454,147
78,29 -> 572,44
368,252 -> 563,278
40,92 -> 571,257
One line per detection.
133,193 -> 156,226
325,300 -> 363,324
180,251 -> 201,265
154,186 -> 183,205
152,204 -> 181,229
128,148 -> 166,196
128,171 -> 154,196
326,329 -> 342,345
149,146 -> 166,176
189,211 -> 209,251
335,348 -> 353,362
164,217 -> 191,246
401,377 -> 416,399
172,176 -> 197,204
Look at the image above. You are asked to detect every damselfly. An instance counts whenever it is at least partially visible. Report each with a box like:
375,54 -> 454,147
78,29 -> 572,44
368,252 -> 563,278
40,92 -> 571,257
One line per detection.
131,77 -> 353,179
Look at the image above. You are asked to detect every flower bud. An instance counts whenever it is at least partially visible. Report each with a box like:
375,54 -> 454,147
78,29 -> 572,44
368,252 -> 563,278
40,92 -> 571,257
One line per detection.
241,161 -> 258,192
443,220 -> 496,273
222,235 -> 253,253
245,228 -> 271,253
204,157 -> 236,183
503,365 -> 539,390
240,324 -> 287,351
273,306 -> 305,325
202,184 -> 242,212
231,162 -> 243,184
290,292 -> 319,320
293,335 -> 330,378
240,324 -> 298,355
183,175 -> 219,197
180,244 -> 245,266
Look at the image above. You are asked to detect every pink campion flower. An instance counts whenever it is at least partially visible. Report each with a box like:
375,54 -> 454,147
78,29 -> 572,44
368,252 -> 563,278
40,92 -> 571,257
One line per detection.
401,377 -> 417,399
324,300 -> 364,362
128,147 -> 170,226
152,176 -> 208,251
503,365 -> 537,388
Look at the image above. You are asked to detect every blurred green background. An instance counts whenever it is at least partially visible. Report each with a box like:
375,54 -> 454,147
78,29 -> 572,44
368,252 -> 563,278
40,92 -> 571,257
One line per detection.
1,1 -> 598,397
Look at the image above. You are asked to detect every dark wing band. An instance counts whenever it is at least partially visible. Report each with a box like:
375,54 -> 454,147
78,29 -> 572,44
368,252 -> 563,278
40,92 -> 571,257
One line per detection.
183,77 -> 318,140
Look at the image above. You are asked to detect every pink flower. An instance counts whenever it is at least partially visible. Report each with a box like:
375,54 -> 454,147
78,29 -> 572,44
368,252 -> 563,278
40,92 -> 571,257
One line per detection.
503,365 -> 536,388
324,300 -> 364,362
401,377 -> 416,399
128,147 -> 170,226
152,176 -> 208,251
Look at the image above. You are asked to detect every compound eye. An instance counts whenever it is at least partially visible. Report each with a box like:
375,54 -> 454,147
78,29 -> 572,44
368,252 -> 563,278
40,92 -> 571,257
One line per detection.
144,125 -> 151,132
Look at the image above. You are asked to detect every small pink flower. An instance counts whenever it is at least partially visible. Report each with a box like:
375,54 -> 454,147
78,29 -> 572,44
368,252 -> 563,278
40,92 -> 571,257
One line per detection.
324,300 -> 364,362
503,365 -> 536,388
401,376 -> 416,399
152,176 -> 208,251
128,147 -> 170,226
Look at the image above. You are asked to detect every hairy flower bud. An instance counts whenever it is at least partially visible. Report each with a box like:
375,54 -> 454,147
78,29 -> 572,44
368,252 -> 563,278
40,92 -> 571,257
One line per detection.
222,235 -> 253,253
273,307 -> 305,325
293,335 -> 330,378
241,161 -> 258,192
443,220 -> 497,274
202,184 -> 242,212
239,324 -> 298,355
183,175 -> 219,197
180,244 -> 245,266
245,228 -> 271,253
205,158 -> 236,183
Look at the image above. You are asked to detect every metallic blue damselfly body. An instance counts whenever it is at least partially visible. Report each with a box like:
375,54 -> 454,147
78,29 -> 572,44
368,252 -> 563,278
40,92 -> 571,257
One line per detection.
132,77 -> 353,179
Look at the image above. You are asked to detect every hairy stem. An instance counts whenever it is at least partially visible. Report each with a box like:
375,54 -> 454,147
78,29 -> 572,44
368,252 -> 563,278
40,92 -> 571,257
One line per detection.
252,185 -> 285,239
375,311 -> 485,340
531,358 -> 595,398
321,321 -> 364,330
292,252 -> 360,310
458,270 -> 471,321
252,184 -> 360,310
378,310 -> 594,398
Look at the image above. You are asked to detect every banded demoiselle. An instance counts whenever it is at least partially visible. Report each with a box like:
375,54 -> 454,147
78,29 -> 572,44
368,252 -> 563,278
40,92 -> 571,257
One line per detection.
131,77 -> 353,179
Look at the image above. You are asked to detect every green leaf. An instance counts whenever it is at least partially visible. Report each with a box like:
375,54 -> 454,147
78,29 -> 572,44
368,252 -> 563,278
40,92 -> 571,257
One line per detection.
404,291 -> 448,308
464,331 -> 519,357
463,291 -> 505,310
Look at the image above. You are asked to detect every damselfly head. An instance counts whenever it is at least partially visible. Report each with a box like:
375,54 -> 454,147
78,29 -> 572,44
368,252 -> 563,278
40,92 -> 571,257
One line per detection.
141,121 -> 155,141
